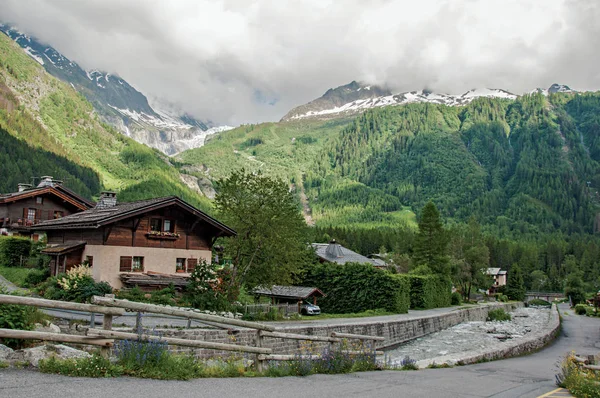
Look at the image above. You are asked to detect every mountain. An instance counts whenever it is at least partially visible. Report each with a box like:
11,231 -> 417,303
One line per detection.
0,24 -> 231,155
283,81 -> 579,121
180,88 -> 600,235
0,29 -> 211,209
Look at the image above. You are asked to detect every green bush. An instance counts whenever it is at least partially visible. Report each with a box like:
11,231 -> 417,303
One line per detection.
396,275 -> 452,309
303,262 -> 410,314
451,292 -> 462,305
0,236 -> 32,267
498,294 -> 508,303
574,304 -> 588,315
37,265 -> 112,303
487,308 -> 512,322
39,355 -> 123,377
22,268 -> 50,288
0,300 -> 37,348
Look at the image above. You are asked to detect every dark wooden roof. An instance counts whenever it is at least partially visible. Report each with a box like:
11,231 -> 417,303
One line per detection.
34,196 -> 236,236
254,285 -> 326,300
41,241 -> 87,255
0,185 -> 94,209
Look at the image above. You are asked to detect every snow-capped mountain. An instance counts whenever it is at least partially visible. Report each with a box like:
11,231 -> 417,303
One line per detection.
0,24 -> 231,155
530,83 -> 576,96
281,81 -> 575,121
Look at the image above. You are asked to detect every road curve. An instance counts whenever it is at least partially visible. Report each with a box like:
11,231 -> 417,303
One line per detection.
0,304 -> 597,398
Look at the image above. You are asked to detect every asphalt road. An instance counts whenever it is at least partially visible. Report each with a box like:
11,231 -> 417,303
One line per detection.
0,304 -> 596,398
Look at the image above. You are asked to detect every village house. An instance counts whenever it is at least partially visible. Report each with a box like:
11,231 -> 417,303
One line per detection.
312,239 -> 386,267
486,267 -> 508,294
34,192 -> 236,289
0,176 -> 94,240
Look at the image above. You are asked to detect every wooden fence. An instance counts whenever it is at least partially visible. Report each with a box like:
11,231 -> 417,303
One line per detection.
0,294 -> 385,372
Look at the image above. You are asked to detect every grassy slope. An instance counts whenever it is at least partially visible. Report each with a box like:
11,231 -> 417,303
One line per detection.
0,33 -> 211,210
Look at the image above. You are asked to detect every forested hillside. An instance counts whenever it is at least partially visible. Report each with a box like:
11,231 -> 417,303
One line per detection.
305,94 -> 600,234
0,32 -> 210,209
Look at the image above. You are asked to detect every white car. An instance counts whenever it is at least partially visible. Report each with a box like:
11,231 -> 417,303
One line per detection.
301,302 -> 321,315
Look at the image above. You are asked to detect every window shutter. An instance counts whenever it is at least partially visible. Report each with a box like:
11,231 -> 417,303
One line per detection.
119,256 -> 132,272
23,208 -> 28,219
35,209 -> 42,221
187,258 -> 197,273
48,210 -> 53,220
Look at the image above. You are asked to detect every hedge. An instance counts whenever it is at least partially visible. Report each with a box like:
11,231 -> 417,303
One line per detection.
303,262 -> 410,314
395,274 -> 452,310
0,236 -> 32,267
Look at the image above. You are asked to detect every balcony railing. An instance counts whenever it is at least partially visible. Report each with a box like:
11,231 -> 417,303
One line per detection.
1,218 -> 43,228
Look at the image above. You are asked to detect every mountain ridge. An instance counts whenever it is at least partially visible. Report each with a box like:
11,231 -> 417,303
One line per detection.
0,24 -> 232,155
281,81 -> 576,121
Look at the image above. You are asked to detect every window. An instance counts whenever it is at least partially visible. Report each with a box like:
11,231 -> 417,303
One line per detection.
150,218 -> 161,232
53,211 -> 64,219
85,256 -> 94,268
27,208 -> 36,221
176,258 -> 186,272
163,219 -> 173,233
132,256 -> 144,272
36,197 -> 43,204
187,258 -> 198,273
119,256 -> 132,272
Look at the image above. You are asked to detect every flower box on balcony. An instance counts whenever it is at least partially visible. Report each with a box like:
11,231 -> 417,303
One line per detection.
146,231 -> 180,240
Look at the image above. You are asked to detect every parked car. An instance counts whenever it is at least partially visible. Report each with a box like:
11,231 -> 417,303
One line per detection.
301,301 -> 321,315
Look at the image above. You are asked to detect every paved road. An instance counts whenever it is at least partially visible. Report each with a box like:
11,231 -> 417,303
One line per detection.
0,304 -> 596,398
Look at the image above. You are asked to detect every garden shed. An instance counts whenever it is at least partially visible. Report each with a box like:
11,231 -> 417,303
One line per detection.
253,285 -> 326,312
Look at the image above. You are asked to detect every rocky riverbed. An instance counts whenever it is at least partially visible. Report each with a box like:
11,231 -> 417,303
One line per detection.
386,306 -> 551,364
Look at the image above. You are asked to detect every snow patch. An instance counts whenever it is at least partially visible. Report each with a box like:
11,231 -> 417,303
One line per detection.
23,47 -> 44,65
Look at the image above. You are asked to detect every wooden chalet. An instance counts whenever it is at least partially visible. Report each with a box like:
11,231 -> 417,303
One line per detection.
0,176 -> 94,239
35,192 -> 236,289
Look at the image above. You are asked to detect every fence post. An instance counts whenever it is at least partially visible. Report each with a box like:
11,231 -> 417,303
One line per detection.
135,312 -> 143,334
89,313 -> 96,328
255,330 -> 265,373
100,313 -> 113,358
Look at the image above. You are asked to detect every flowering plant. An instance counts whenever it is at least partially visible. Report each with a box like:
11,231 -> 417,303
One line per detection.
57,264 -> 92,291
147,231 -> 180,238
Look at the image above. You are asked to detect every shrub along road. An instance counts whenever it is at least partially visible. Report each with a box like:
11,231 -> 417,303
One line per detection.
0,304 -> 596,397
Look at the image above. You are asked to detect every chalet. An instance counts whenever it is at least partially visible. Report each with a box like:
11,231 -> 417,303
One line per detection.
311,239 -> 385,267
486,267 -> 508,294
0,176 -> 94,239
35,192 -> 236,289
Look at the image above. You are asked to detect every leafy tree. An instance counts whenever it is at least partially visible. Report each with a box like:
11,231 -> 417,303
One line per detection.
412,201 -> 449,275
505,264 -> 526,301
214,170 -> 313,298
530,270 -> 550,292
565,272 -> 587,305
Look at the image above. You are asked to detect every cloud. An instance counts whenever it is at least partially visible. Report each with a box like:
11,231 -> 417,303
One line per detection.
2,0 -> 599,125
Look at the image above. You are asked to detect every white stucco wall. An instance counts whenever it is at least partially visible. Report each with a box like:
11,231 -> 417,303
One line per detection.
83,245 -> 211,289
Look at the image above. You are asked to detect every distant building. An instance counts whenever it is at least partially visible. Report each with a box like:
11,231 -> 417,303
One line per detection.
311,239 -> 385,267
486,267 -> 508,293
0,176 -> 93,240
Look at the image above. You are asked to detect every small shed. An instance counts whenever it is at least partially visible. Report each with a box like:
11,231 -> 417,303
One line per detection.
253,285 -> 326,310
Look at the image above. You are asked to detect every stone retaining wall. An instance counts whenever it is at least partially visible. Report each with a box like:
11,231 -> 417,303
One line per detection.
153,302 -> 523,360
415,304 -> 560,368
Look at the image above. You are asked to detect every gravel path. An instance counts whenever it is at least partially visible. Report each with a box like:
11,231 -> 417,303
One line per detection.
0,274 -> 29,294
386,307 -> 551,363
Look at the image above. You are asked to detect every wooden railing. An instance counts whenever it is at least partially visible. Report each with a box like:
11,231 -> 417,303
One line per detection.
0,294 -> 385,371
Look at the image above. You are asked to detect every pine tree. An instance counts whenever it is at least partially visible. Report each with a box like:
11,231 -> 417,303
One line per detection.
412,201 -> 449,275
505,264 -> 526,301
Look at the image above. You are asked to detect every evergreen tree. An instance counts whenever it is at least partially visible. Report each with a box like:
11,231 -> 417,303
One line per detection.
565,272 -> 586,305
412,201 -> 449,275
505,264 -> 526,301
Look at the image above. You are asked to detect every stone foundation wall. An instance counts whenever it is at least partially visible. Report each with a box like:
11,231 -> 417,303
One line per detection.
151,302 -> 523,360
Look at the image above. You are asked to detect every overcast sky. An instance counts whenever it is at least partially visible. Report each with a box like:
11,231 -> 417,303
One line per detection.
2,0 -> 599,125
